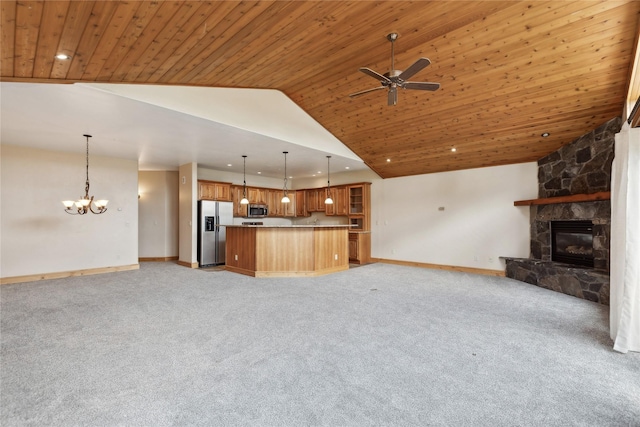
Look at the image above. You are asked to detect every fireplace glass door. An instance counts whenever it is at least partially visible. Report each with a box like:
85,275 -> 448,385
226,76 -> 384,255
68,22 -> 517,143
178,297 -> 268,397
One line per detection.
551,220 -> 594,267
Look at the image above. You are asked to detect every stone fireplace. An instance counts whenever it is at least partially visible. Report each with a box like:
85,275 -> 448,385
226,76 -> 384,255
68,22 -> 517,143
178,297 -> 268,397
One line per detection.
505,117 -> 620,305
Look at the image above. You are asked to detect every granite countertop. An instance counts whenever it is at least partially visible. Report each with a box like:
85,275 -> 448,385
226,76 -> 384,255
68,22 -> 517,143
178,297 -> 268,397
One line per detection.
223,224 -> 353,228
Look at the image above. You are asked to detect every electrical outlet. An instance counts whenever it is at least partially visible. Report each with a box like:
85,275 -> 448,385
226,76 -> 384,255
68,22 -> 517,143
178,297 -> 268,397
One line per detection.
334,254 -> 338,260
235,254 -> 238,261
488,256 -> 494,262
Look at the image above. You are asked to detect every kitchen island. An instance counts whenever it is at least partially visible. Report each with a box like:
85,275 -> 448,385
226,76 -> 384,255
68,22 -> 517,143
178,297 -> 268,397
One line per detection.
224,225 -> 350,277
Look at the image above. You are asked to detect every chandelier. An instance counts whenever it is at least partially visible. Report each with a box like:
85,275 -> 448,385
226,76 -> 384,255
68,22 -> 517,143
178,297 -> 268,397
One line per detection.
62,134 -> 109,215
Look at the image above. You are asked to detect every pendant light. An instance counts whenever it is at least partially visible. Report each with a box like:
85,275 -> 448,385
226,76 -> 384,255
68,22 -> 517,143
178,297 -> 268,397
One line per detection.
281,151 -> 290,203
324,155 -> 333,204
240,155 -> 249,205
62,134 -> 108,215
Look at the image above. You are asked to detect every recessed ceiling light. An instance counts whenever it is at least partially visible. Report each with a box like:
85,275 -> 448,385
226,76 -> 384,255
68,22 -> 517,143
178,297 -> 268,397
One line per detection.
227,163 -> 232,167
541,132 -> 550,137
345,166 -> 350,170
312,174 -> 316,177
257,171 -> 262,174
289,176 -> 293,179
55,53 -> 70,60
451,147 -> 457,152
317,171 -> 322,174
386,158 -> 391,163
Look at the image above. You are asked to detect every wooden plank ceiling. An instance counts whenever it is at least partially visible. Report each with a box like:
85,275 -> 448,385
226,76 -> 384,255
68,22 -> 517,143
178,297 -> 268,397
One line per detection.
2,1 -> 638,178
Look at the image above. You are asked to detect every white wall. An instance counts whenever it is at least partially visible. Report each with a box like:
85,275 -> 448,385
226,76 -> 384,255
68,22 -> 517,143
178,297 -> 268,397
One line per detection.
178,163 -> 198,265
371,162 -> 538,271
138,171 -> 178,258
0,144 -> 138,278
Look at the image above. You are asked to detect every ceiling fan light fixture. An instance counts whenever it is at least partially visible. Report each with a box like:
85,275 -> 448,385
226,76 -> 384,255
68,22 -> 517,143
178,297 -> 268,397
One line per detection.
349,33 -> 440,106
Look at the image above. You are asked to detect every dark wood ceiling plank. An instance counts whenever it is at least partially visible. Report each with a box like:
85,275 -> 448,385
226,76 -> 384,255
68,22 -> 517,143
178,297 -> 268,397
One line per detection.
65,1 -> 121,80
109,1 -> 187,82
32,1 -> 69,79
134,1 -> 230,83
210,1 -> 350,87
13,0 -> 44,78
80,1 -> 141,80
177,1 -> 305,85
122,1 -> 201,82
1,0 -> 17,77
95,1 -> 164,81
153,1 -> 264,84
50,1 -> 95,79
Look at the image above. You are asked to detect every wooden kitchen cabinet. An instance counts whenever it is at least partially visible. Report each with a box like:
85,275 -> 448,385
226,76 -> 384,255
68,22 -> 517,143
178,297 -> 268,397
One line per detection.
198,180 -> 232,201
347,183 -> 371,231
248,187 -> 268,204
295,190 -> 308,217
306,188 -> 320,212
326,186 -> 348,216
231,185 -> 248,217
267,189 -> 295,217
349,232 -> 371,264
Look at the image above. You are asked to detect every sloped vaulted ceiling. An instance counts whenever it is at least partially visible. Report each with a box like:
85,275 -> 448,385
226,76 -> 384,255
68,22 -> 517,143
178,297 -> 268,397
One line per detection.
1,1 -> 639,178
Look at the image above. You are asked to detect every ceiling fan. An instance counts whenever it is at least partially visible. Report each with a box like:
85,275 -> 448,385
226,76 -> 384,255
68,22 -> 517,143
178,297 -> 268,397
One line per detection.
349,33 -> 440,106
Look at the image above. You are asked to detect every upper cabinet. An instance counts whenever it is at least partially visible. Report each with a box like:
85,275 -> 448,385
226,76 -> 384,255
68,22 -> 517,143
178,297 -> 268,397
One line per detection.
295,190 -> 308,217
248,187 -> 268,205
347,183 -> 371,231
198,180 -> 232,202
306,188 -> 321,212
326,186 -> 348,216
228,181 -> 370,222
231,185 -> 248,217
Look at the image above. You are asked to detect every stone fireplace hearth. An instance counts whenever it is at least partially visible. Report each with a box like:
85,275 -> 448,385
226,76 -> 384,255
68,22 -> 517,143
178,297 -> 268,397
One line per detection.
505,117 -> 620,305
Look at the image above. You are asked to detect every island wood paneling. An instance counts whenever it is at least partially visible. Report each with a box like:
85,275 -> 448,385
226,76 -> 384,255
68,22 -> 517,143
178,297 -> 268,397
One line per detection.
225,226 -> 349,277
2,1 -> 639,178
313,228 -> 349,271
225,226 -> 256,275
255,228 -> 315,274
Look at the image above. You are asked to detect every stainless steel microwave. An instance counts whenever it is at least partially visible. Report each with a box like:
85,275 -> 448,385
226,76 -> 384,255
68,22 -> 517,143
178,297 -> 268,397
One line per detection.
247,204 -> 268,218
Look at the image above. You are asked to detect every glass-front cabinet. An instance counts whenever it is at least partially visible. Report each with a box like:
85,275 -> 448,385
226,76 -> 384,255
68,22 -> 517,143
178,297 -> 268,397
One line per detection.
348,184 -> 370,231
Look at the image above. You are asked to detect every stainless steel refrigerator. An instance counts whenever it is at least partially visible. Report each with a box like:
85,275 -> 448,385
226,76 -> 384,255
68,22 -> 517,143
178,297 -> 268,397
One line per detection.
198,200 -> 233,267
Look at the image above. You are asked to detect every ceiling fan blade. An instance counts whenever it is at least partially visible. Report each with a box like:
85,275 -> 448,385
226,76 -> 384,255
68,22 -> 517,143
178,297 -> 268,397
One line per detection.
388,87 -> 398,106
398,57 -> 431,81
359,67 -> 392,83
403,81 -> 441,91
349,86 -> 386,98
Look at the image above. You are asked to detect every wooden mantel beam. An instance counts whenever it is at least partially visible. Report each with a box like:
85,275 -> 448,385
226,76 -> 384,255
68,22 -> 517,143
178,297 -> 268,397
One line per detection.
514,191 -> 611,207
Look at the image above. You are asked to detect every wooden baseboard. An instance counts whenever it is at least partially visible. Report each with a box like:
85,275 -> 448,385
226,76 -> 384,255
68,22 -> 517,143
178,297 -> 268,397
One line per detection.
370,258 -> 505,277
139,256 -> 179,262
0,264 -> 140,285
177,260 -> 199,268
